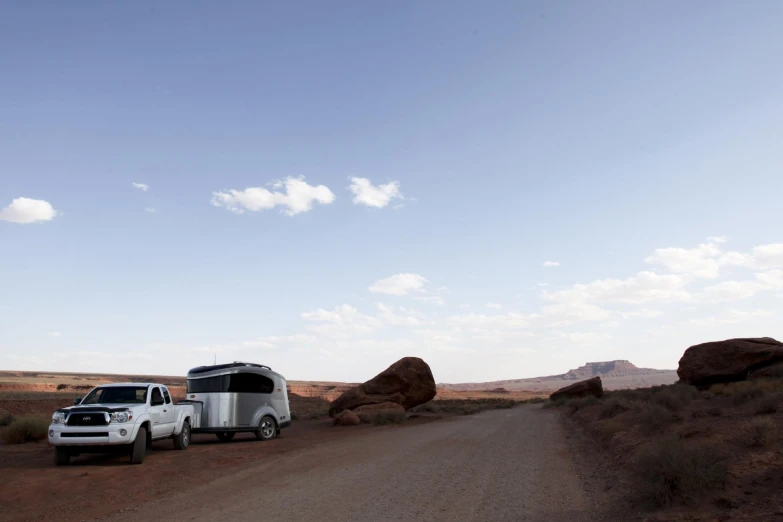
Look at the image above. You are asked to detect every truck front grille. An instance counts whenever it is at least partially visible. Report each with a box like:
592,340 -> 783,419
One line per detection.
66,413 -> 109,427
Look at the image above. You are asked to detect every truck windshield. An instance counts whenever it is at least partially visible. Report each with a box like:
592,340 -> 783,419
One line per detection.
81,386 -> 149,404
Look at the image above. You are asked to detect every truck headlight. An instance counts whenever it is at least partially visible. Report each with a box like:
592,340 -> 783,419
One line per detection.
52,411 -> 66,424
111,411 -> 132,423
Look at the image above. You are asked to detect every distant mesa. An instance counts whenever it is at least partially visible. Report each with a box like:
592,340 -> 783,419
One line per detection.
439,359 -> 678,392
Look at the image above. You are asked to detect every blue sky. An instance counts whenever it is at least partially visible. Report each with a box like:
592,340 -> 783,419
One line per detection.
2,1 -> 782,382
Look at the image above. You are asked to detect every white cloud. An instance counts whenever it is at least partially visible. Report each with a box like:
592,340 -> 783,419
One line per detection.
706,236 -> 728,244
301,304 -> 383,338
716,243 -> 783,271
689,309 -> 772,326
645,242 -> 722,278
369,273 -> 427,296
144,208 -> 157,214
132,182 -> 149,192
702,270 -> 783,302
348,177 -> 404,208
0,197 -> 58,224
542,261 -> 560,267
47,331 -> 62,337
376,303 -> 425,326
553,332 -> 612,344
414,296 -> 445,306
211,177 -> 335,216
535,302 -> 612,326
486,302 -> 503,310
447,312 -> 530,330
620,309 -> 663,319
543,271 -> 690,305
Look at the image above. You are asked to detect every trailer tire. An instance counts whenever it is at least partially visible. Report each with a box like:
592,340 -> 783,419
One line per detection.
54,447 -> 70,466
256,416 -> 277,441
173,421 -> 190,450
130,427 -> 147,464
216,432 -> 235,442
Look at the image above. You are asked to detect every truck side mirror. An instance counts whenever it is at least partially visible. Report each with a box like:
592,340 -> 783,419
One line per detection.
151,398 -> 164,406
73,397 -> 82,405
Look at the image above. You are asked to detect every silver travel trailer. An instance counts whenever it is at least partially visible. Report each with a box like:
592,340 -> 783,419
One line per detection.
182,362 -> 291,442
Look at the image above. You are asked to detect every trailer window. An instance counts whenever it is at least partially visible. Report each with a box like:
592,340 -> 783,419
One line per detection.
227,373 -> 274,394
187,376 -> 227,393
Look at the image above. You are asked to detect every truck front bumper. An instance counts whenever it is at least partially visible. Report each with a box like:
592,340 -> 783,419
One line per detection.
48,423 -> 136,446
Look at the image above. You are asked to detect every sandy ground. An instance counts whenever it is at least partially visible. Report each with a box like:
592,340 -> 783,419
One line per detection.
104,406 -> 598,522
0,406 -> 601,522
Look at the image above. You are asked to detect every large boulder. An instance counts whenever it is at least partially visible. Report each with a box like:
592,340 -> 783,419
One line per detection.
353,402 -> 406,423
332,410 -> 361,426
677,337 -> 783,387
549,376 -> 603,401
328,357 -> 436,417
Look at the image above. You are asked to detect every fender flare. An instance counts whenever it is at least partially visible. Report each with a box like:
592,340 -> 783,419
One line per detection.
130,414 -> 151,442
172,411 -> 192,436
251,406 -> 281,429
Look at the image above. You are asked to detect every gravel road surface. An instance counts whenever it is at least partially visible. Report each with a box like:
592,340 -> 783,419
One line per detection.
107,406 -> 597,522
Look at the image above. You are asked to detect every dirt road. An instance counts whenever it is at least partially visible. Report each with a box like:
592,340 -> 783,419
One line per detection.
106,406 -> 598,522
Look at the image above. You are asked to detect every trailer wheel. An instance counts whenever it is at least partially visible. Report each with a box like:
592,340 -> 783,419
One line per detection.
173,421 -> 190,450
256,416 -> 277,441
216,432 -> 235,442
130,426 -> 147,464
54,447 -> 70,466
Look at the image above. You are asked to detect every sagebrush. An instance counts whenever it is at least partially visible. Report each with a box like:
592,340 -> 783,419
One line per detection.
636,437 -> 728,507
1,416 -> 49,444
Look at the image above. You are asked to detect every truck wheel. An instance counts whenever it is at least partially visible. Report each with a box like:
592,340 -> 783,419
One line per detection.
130,426 -> 147,464
216,432 -> 235,442
255,416 -> 277,441
173,421 -> 190,450
54,447 -> 70,466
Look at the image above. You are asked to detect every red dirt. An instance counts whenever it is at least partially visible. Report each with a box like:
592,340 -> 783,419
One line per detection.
0,418 -> 411,522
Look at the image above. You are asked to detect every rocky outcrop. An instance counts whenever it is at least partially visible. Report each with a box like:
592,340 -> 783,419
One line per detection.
332,410 -> 361,426
549,376 -> 603,401
677,337 -> 783,387
353,402 -> 406,423
328,357 -> 436,417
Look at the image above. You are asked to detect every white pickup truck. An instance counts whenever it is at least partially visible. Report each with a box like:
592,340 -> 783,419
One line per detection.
48,382 -> 194,465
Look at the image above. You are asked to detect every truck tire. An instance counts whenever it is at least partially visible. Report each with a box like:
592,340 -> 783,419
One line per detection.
130,426 -> 147,464
255,416 -> 277,441
173,421 -> 190,450
216,432 -> 235,442
54,447 -> 70,466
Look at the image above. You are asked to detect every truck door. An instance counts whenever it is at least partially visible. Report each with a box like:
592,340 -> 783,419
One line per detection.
161,387 -> 177,435
149,387 -> 165,438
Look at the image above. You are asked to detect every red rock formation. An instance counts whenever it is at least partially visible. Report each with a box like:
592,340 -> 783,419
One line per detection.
678,337 -> 783,387
328,357 -> 436,417
549,376 -> 603,401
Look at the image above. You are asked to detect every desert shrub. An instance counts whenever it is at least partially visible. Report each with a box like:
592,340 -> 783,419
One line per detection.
371,410 -> 405,425
636,403 -> 680,435
1,416 -> 49,444
542,398 -> 565,409
730,381 -> 767,406
564,396 -> 600,415
692,406 -> 723,419
410,398 -> 517,415
0,413 -> 14,427
595,419 -> 628,443
651,384 -> 700,412
754,395 -> 779,415
742,418 -> 776,447
525,397 -> 546,404
636,437 -> 728,507
599,397 -> 634,419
